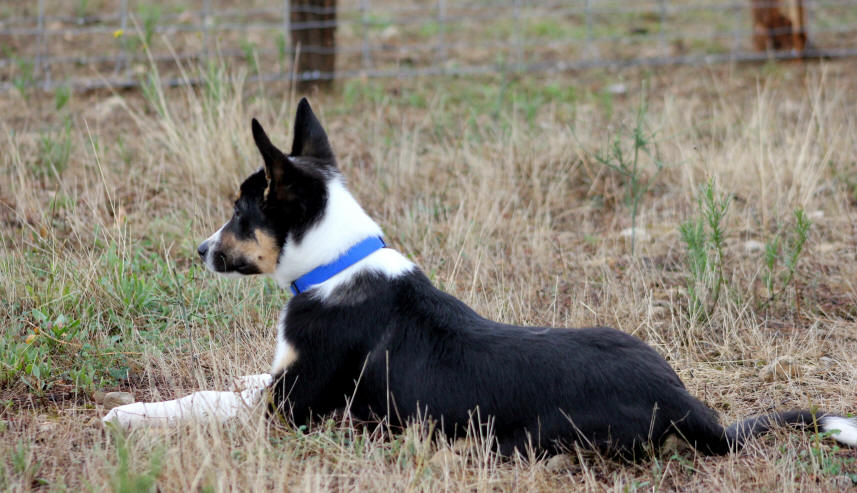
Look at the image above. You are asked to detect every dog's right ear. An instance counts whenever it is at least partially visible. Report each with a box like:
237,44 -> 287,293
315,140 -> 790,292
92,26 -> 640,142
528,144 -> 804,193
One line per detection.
252,118 -> 291,186
290,98 -> 334,161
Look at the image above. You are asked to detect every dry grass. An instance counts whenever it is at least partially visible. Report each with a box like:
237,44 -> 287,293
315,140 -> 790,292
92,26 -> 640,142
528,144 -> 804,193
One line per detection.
1,60 -> 857,491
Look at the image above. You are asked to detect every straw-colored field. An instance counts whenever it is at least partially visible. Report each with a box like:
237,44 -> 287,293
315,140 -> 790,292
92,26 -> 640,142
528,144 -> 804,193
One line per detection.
1,60 -> 856,491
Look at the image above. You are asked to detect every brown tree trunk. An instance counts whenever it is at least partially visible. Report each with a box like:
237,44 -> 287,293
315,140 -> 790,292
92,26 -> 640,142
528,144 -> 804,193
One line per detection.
290,0 -> 337,91
750,0 -> 807,53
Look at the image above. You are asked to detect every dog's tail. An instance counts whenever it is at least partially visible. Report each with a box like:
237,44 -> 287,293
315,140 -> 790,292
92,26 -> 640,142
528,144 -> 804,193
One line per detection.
681,408 -> 857,455
725,410 -> 857,449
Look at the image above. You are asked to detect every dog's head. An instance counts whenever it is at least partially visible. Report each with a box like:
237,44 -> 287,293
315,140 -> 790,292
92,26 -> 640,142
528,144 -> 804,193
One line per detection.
197,98 -> 336,277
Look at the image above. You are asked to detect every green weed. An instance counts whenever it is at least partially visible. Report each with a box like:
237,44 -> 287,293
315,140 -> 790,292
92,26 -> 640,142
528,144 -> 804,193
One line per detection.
137,4 -> 161,48
364,12 -> 393,31
789,430 -> 857,482
12,56 -> 34,100
36,118 -> 73,177
240,40 -> 259,75
0,324 -> 53,393
97,246 -> 164,320
116,134 -> 134,166
75,0 -> 90,18
108,426 -> 164,493
141,71 -> 167,118
679,180 -> 730,322
119,4 -> 161,53
418,20 -> 442,37
276,32 -> 288,67
762,208 -> 811,306
54,84 -> 71,111
0,299 -> 131,392
343,79 -> 388,108
591,89 -> 665,254
10,440 -> 42,486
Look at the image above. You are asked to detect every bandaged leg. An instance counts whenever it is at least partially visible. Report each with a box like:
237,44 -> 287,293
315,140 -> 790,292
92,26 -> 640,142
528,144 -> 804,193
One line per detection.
102,373 -> 272,428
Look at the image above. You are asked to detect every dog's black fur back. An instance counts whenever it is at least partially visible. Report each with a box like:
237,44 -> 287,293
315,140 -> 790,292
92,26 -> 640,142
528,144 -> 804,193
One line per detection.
272,268 -> 733,457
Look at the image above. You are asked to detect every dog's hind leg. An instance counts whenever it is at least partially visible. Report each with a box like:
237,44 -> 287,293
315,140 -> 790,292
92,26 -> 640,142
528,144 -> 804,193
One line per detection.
102,374 -> 272,428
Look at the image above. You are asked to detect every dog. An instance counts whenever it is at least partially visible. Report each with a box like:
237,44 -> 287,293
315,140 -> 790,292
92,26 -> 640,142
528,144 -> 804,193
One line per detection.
104,98 -> 857,458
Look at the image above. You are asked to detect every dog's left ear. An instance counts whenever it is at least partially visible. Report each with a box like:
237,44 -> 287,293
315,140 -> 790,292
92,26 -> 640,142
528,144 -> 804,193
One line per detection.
252,118 -> 297,199
290,98 -> 334,162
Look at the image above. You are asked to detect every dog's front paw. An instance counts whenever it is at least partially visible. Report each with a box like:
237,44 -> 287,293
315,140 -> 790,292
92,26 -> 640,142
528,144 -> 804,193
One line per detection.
232,373 -> 273,392
102,402 -> 150,428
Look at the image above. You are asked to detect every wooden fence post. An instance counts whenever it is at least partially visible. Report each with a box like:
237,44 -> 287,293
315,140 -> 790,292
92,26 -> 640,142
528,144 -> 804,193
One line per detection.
290,0 -> 337,90
750,0 -> 807,54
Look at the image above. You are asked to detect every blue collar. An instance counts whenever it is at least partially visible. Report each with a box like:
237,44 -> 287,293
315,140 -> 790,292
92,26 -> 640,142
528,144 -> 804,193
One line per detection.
290,236 -> 386,295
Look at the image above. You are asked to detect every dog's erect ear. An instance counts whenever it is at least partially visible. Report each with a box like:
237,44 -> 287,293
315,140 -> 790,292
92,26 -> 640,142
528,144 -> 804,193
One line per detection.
290,98 -> 333,161
252,118 -> 291,185
251,118 -> 300,204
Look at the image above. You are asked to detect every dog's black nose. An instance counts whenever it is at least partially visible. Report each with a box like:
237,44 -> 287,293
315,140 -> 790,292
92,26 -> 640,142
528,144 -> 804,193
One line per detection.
197,241 -> 209,259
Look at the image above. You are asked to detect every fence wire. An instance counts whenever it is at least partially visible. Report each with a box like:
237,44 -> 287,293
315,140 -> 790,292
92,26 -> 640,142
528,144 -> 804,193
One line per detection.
1,0 -> 856,92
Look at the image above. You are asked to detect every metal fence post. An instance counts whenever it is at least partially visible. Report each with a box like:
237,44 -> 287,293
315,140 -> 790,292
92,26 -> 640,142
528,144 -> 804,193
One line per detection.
657,0 -> 668,57
36,0 -> 47,89
804,0 -> 815,52
202,0 -> 211,59
731,0 -> 743,58
512,0 -> 523,71
361,0 -> 371,71
114,0 -> 128,77
584,0 -> 594,60
436,0 -> 447,74
283,0 -> 290,75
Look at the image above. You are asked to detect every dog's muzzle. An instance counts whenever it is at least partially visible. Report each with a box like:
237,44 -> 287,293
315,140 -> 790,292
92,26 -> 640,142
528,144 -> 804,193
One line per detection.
197,239 -> 233,273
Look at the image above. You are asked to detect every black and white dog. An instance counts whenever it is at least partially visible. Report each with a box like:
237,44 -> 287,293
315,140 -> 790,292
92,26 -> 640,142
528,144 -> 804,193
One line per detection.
104,98 -> 856,458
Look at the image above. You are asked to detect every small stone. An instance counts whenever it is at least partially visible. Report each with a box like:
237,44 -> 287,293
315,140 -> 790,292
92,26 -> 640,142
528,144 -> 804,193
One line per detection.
808,210 -> 824,220
819,356 -> 837,368
620,227 -> 649,241
830,475 -> 854,489
92,391 -> 107,405
760,356 -> 803,382
545,453 -> 575,472
606,83 -> 627,95
86,96 -> 125,122
428,449 -> 459,470
814,184 -> 834,196
451,438 -> 471,454
651,305 -> 668,318
661,434 -> 693,455
103,392 -> 134,411
127,361 -> 144,379
744,240 -> 765,253
817,243 -> 838,254
380,25 -> 399,40
38,421 -> 57,434
176,10 -> 193,24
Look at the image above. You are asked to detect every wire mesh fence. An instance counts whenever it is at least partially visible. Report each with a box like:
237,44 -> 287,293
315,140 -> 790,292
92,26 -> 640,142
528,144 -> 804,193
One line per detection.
1,0 -> 856,93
